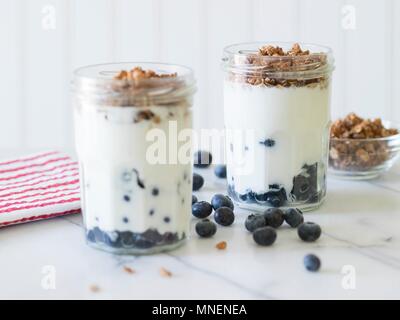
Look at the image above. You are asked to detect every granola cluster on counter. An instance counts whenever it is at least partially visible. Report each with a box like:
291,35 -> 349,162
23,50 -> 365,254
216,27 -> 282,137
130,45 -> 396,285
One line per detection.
230,43 -> 329,88
329,113 -> 399,171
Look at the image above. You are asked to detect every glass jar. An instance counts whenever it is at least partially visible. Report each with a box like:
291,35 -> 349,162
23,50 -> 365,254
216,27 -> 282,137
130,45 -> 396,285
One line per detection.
72,62 -> 196,254
222,42 -> 334,211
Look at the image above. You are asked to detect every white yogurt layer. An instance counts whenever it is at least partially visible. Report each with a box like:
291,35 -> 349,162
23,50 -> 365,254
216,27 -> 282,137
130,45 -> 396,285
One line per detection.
74,104 -> 192,235
224,81 -> 331,197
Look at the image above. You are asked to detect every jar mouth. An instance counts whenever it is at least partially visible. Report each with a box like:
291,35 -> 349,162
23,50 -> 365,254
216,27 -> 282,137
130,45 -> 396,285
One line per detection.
72,62 -> 196,106
222,41 -> 334,79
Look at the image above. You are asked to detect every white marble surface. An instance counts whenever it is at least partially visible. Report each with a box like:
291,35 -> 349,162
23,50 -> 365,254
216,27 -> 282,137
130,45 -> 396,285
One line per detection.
1,162 -> 400,300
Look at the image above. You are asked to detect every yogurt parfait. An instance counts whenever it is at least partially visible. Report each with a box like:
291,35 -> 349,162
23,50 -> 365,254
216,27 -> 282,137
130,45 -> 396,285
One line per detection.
72,63 -> 196,254
222,43 -> 334,211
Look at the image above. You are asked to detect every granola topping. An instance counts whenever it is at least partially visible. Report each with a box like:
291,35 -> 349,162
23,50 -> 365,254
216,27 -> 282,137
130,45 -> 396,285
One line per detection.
226,43 -> 331,88
113,66 -> 177,81
329,113 -> 399,171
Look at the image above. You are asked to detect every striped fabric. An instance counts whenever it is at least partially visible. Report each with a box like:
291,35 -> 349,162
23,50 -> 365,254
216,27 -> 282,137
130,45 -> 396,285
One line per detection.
0,151 -> 81,227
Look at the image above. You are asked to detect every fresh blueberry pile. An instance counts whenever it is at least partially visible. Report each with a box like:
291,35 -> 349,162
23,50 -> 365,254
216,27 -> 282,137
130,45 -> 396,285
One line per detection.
244,207 -> 321,245
191,193 -> 236,237
191,150 -> 323,271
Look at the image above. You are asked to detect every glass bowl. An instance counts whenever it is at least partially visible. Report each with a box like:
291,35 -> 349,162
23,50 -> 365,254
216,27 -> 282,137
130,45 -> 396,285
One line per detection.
328,121 -> 400,180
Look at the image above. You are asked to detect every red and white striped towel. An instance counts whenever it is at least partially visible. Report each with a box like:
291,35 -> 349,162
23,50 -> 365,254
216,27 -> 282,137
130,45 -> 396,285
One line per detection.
0,151 -> 81,227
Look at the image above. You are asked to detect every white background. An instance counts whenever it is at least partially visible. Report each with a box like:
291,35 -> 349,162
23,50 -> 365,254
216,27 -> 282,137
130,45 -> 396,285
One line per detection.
1,0 -> 399,156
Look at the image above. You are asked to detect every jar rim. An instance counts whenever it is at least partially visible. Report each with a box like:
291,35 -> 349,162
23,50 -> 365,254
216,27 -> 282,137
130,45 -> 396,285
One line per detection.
72,62 -> 196,106
73,62 -> 194,83
222,41 -> 334,79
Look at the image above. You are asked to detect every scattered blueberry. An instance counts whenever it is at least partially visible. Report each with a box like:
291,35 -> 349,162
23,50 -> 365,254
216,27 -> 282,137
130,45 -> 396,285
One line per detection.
149,209 -> 154,216
214,164 -> 227,178
263,208 -> 284,228
192,201 -> 213,219
194,150 -> 213,168
193,173 -> 204,191
284,208 -> 304,228
192,195 -> 198,204
304,254 -> 321,272
245,214 -> 266,232
152,188 -> 159,196
164,217 -> 171,223
211,194 -> 234,211
123,195 -> 130,202
297,222 -> 322,242
259,139 -> 275,147
214,207 -> 235,226
123,217 -> 129,223
195,219 -> 217,238
253,227 -> 277,246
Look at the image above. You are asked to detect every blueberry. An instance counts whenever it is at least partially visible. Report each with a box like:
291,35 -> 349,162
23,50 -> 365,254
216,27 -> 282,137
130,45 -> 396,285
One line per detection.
86,229 -> 96,242
254,187 -> 286,207
192,201 -> 213,219
284,208 -> 304,228
211,194 -> 234,211
192,195 -> 198,204
123,217 -> 129,223
123,195 -> 130,202
297,222 -> 322,242
194,150 -> 213,168
214,164 -> 227,178
195,219 -> 217,238
119,231 -> 135,247
253,227 -> 277,246
291,175 -> 310,201
192,173 -> 204,191
245,214 -> 266,232
291,163 -> 318,201
263,208 -> 284,228
152,188 -> 159,196
104,231 -> 121,248
259,139 -> 275,147
122,171 -> 132,182
304,254 -> 321,272
164,217 -> 171,223
91,227 -> 105,242
266,194 -> 282,207
214,207 -> 235,226
132,169 -> 145,189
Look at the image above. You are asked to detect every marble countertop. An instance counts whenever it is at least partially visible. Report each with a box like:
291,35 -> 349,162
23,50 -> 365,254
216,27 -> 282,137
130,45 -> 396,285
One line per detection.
1,161 -> 400,300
